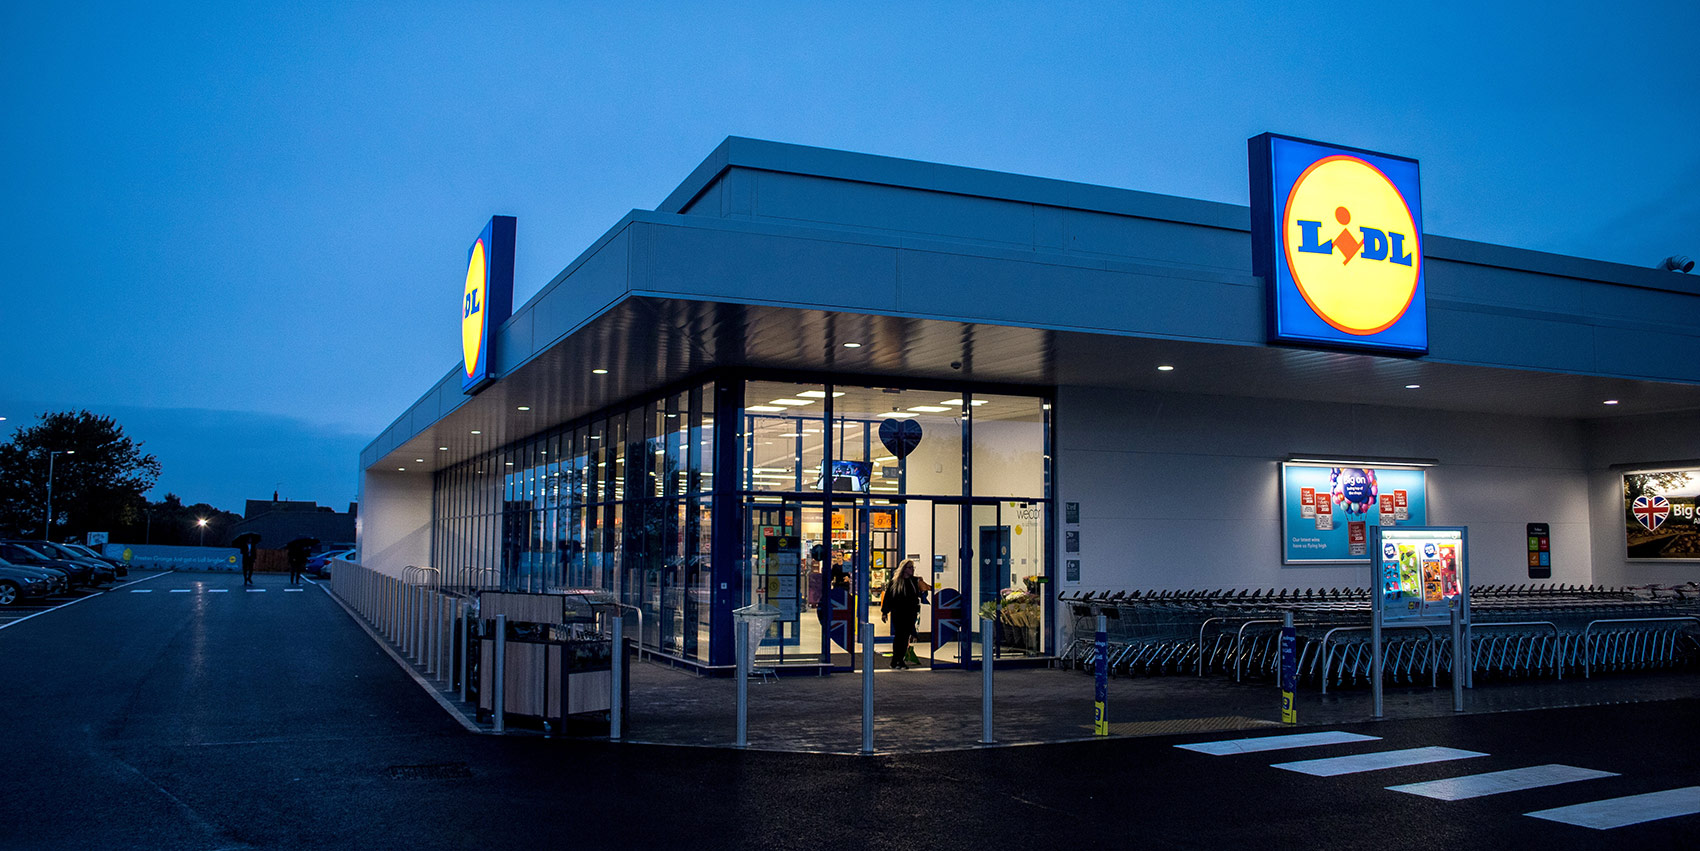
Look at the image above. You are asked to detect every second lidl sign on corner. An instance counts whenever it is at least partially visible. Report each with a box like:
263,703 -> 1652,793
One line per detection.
1249,134 -> 1427,355
462,215 -> 516,394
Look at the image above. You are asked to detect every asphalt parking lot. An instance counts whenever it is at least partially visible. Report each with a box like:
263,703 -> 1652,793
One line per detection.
2,568 -> 1696,850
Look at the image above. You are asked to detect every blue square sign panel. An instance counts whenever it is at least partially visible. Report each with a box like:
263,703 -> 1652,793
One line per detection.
1249,134 -> 1427,355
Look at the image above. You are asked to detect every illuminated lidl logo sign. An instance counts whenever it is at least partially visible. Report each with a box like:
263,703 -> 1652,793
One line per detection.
1250,135 -> 1427,354
460,216 -> 516,394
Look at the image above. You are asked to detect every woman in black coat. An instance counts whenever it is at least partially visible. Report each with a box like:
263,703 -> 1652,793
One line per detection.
879,560 -> 932,668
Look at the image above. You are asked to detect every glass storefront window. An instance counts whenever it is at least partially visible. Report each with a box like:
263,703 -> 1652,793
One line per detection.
969,393 -> 1047,499
833,385 -> 963,498
745,381 -> 826,493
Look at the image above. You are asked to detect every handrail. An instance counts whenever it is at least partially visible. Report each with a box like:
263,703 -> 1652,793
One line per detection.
1196,616 -> 1225,677
1233,619 -> 1284,682
1317,624 -> 1440,694
1582,616 -> 1700,678
609,601 -> 646,665
1469,620 -> 1562,680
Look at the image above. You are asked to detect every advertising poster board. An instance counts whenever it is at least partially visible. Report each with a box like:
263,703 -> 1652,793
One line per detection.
1282,462 -> 1427,564
1624,468 -> 1700,561
1372,527 -> 1467,623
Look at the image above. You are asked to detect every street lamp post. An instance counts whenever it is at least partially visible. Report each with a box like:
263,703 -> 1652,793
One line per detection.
45,450 -> 74,541
196,517 -> 209,547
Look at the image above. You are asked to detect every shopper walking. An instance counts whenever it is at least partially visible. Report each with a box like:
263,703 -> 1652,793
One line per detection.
879,559 -> 931,668
235,534 -> 260,585
285,538 -> 312,585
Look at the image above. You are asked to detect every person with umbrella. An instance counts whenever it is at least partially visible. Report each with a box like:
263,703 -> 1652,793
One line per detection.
233,533 -> 262,585
285,537 -> 317,585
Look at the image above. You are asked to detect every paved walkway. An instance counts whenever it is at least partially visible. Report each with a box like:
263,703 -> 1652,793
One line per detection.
330,584 -> 1700,753
620,660 -> 1700,753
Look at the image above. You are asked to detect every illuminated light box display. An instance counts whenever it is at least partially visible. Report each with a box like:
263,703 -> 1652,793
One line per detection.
1281,462 -> 1427,564
1373,526 -> 1467,622
1249,134 -> 1427,354
462,215 -> 516,394
1624,467 -> 1700,561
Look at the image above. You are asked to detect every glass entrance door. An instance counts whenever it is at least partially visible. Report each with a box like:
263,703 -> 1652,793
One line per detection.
927,501 -> 966,668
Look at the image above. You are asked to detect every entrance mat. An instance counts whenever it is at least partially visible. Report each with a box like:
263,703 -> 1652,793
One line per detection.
1105,715 -> 1284,737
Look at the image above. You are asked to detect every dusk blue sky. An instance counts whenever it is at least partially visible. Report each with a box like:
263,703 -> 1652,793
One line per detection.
3,2 -> 1696,511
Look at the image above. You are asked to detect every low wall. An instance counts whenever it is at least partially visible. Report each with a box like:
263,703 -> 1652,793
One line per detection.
102,543 -> 242,572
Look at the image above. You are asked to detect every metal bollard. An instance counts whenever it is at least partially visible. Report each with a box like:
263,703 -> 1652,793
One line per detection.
493,613 -> 507,733
1279,611 -> 1297,725
1093,614 -> 1108,736
611,611 -> 624,741
427,591 -> 438,676
735,622 -> 748,747
413,587 -> 423,661
981,617 -> 994,744
1451,606 -> 1464,712
861,622 -> 874,755
459,601 -> 470,704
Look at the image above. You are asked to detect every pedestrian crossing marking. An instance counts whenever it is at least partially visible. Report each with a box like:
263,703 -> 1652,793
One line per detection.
1389,765 -> 1617,800
1176,730 -> 1380,755
1274,746 -> 1487,777
1526,786 -> 1700,829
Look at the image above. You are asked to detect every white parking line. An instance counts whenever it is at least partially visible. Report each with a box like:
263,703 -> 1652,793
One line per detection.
0,571 -> 174,631
1389,765 -> 1618,800
1527,786 -> 1700,829
1176,731 -> 1381,755
1274,746 -> 1488,777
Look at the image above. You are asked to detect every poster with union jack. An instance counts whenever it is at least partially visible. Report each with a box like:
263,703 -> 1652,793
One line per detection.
1625,470 -> 1700,560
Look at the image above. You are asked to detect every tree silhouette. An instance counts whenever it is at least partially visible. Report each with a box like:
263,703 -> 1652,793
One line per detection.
0,411 -> 160,540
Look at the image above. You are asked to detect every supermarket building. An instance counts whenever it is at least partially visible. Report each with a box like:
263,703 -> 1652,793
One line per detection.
355,136 -> 1700,673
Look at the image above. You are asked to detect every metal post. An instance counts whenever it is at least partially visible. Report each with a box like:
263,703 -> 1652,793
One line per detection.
980,617 -> 994,744
414,587 -> 423,661
1451,606 -> 1464,712
493,613 -> 507,733
611,611 -> 625,741
735,621 -> 748,748
459,601 -> 470,704
861,622 -> 874,755
1279,611 -> 1297,725
1371,599 -> 1384,719
428,592 -> 439,676
1093,614 -> 1108,736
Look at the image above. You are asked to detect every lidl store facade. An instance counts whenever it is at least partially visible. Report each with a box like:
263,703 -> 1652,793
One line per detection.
357,137 -> 1700,673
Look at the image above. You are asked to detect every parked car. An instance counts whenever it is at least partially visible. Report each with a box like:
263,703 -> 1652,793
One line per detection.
22,541 -> 119,585
0,542 -> 92,587
0,561 -> 58,604
305,548 -> 355,578
59,542 -> 127,577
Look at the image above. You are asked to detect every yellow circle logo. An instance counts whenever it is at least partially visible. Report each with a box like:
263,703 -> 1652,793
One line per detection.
462,238 -> 487,378
1282,156 -> 1421,335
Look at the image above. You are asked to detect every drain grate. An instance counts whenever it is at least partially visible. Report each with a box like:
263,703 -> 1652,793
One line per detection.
384,762 -> 473,780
